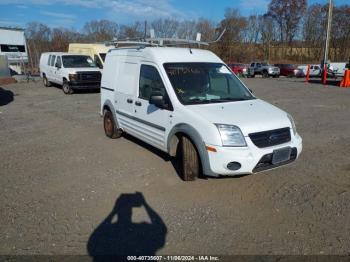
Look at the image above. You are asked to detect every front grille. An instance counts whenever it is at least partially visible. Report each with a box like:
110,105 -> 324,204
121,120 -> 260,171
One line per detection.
249,127 -> 291,148
253,147 -> 297,173
77,71 -> 101,81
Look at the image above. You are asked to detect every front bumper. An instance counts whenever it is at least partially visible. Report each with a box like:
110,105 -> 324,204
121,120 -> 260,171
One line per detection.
268,71 -> 280,76
69,81 -> 101,89
205,133 -> 302,176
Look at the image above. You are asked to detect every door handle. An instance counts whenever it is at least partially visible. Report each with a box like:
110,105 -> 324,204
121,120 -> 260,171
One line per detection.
135,101 -> 142,106
127,98 -> 133,103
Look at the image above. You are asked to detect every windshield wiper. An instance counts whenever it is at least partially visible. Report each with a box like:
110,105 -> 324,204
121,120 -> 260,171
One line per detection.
209,97 -> 252,102
187,98 -> 212,104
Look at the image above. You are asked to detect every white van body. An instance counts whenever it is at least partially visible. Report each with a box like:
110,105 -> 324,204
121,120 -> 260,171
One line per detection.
328,62 -> 347,76
101,47 -> 302,179
40,52 -> 102,94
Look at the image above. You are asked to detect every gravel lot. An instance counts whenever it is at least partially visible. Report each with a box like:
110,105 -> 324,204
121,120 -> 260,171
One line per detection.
0,77 -> 349,256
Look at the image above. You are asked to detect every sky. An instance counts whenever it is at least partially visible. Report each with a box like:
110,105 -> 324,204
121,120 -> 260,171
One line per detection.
0,0 -> 348,30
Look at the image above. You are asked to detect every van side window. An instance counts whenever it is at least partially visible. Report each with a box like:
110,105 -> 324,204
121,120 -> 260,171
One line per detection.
139,65 -> 166,100
48,55 -> 52,66
50,55 -> 56,67
56,56 -> 62,68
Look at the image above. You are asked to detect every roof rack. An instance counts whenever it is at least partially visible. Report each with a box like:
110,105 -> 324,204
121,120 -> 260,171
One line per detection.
105,29 -> 226,48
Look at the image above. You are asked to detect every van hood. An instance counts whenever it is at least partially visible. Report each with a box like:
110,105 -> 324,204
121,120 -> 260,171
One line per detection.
67,68 -> 102,74
187,99 -> 291,136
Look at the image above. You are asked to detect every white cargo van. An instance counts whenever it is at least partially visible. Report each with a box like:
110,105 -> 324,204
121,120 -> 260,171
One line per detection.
40,52 -> 102,94
101,46 -> 302,181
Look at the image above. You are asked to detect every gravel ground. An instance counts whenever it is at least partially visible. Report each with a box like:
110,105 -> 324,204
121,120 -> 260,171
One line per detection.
0,77 -> 349,256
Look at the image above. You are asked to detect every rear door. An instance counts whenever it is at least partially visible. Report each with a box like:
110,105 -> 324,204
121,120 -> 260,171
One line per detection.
48,55 -> 56,82
114,58 -> 139,133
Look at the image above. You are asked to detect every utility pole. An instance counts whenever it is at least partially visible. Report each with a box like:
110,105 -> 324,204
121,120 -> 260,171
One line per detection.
322,0 -> 333,84
324,0 -> 333,65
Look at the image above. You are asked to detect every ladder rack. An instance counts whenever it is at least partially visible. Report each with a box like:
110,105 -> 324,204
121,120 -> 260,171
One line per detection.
105,29 -> 226,49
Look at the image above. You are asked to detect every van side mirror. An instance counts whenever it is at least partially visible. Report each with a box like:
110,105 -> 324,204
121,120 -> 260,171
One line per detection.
149,94 -> 166,109
55,63 -> 61,69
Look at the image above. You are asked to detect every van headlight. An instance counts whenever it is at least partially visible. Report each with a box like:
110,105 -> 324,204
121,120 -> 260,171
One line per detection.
215,124 -> 247,147
69,73 -> 77,81
287,114 -> 297,135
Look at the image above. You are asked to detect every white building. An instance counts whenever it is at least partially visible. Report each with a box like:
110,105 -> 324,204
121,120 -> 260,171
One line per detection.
0,27 -> 28,74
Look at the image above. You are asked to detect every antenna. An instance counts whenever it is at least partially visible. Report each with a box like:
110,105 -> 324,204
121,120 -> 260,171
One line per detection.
143,21 -> 147,41
150,29 -> 155,39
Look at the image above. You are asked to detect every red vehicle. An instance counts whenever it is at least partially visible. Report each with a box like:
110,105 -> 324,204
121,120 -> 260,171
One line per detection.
227,63 -> 253,77
227,63 -> 246,75
274,64 -> 297,77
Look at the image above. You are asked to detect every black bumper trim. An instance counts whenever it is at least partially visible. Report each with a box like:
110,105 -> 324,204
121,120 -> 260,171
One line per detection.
253,147 -> 297,173
69,81 -> 100,89
101,86 -> 114,92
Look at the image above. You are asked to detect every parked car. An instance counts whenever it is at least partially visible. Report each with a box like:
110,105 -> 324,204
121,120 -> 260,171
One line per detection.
40,52 -> 102,94
274,64 -> 298,77
298,64 -> 322,77
227,63 -> 254,77
101,47 -> 302,181
250,62 -> 280,78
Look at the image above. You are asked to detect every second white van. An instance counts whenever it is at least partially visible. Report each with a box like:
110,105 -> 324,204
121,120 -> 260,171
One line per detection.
40,52 -> 102,94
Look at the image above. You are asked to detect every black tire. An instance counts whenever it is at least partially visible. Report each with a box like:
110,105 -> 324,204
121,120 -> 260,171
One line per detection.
43,76 -> 51,87
251,73 -> 255,78
103,110 -> 122,139
62,81 -> 73,95
262,71 -> 268,78
180,136 -> 199,181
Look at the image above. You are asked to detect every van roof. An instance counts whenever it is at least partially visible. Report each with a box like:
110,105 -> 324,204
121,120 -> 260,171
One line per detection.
42,52 -> 90,56
68,43 -> 111,51
108,47 -> 222,64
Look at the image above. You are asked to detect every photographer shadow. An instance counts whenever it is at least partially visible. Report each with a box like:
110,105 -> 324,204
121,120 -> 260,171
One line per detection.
87,192 -> 167,260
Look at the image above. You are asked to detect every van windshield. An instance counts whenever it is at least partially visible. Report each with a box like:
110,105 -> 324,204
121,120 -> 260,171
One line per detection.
62,55 -> 96,68
164,63 -> 254,105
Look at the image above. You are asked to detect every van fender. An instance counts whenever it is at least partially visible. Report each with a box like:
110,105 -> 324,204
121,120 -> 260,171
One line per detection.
167,123 -> 217,177
102,99 -> 120,129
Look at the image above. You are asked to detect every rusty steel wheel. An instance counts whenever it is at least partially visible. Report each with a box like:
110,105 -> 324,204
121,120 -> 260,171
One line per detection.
103,110 -> 122,139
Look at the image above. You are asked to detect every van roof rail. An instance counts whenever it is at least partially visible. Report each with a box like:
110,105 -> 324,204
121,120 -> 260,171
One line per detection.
105,29 -> 226,48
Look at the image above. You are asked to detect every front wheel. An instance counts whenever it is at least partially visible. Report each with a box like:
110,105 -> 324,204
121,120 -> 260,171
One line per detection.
62,82 -> 73,95
262,71 -> 269,78
180,136 -> 199,181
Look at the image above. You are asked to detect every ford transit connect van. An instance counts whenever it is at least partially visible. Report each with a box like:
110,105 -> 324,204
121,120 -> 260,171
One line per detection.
101,46 -> 302,181
40,52 -> 102,94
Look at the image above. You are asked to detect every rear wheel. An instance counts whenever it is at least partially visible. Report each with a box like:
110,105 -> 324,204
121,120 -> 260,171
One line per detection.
62,81 -> 73,95
180,136 -> 199,181
43,76 -> 51,87
103,110 -> 122,139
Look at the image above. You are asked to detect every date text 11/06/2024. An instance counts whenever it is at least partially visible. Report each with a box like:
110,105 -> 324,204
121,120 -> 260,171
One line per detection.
127,255 -> 220,261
